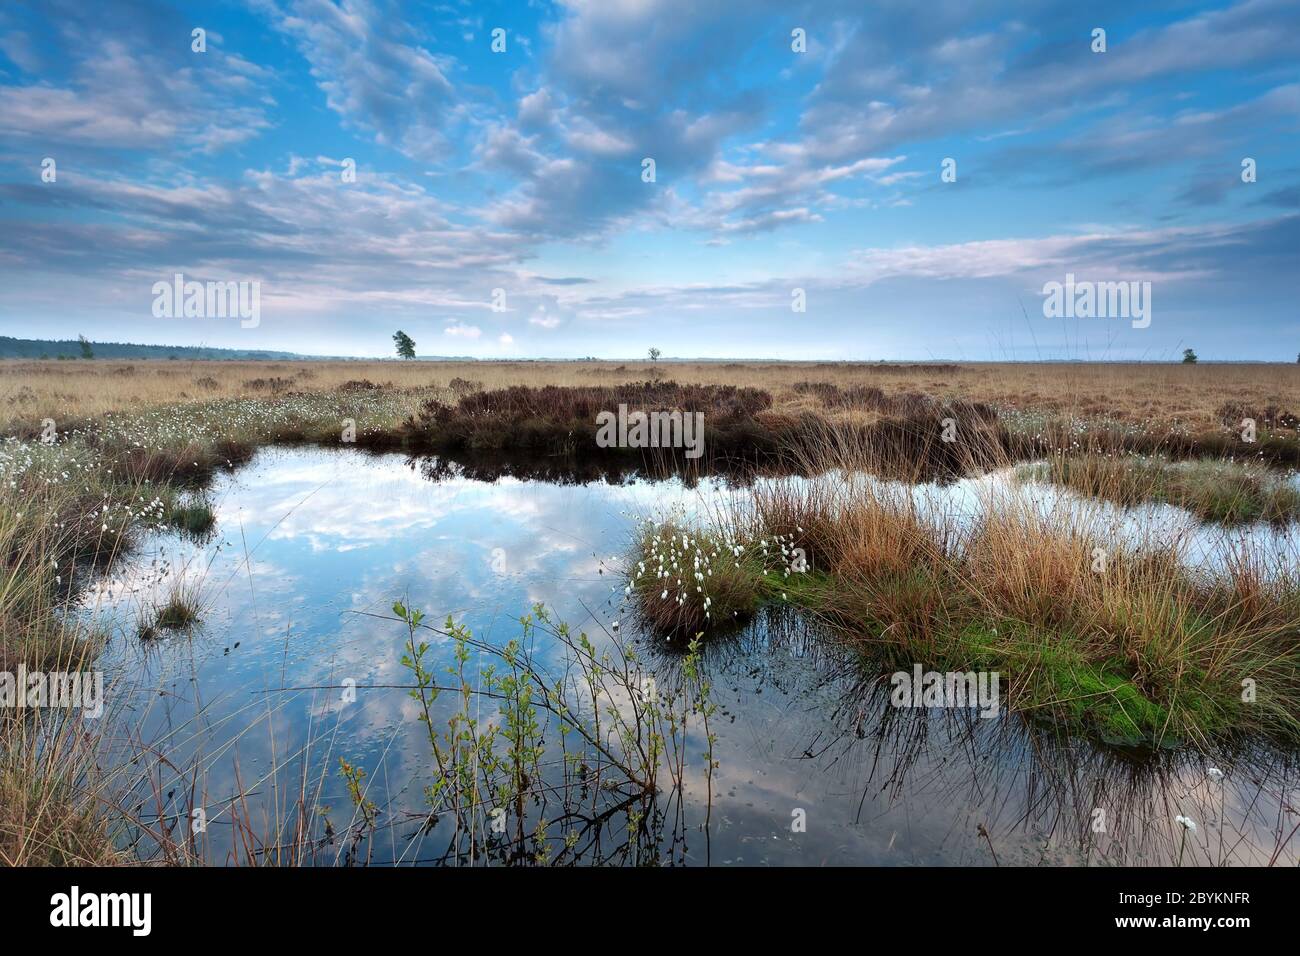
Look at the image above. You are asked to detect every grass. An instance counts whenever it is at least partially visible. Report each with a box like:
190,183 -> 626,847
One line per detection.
161,498 -> 216,537
1019,454 -> 1300,524
627,438 -> 1300,747
140,595 -> 202,638
2,357 -> 1297,432
3,359 -> 1298,474
1,710 -> 127,865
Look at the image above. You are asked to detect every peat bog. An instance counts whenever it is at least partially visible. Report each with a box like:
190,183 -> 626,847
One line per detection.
2,363 -> 1299,866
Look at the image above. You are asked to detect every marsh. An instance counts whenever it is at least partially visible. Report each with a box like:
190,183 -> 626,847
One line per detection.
70,445 -> 1300,866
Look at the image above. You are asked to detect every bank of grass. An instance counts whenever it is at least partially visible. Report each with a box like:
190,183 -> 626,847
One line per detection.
1018,454 -> 1300,524
405,380 -> 779,459
0,439 -> 131,862
408,380 -> 1016,479
629,444 -> 1300,747
999,402 -> 1300,470
1,384 -> 418,655
2,388 -> 416,656
4,365 -> 1297,475
4,358 -> 1297,439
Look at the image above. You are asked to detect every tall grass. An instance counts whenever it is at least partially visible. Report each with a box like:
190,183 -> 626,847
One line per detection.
1020,454 -> 1300,524
0,707 -> 126,866
628,431 -> 1300,745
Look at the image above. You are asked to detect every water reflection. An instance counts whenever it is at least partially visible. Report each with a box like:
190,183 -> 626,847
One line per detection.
80,447 -> 1299,865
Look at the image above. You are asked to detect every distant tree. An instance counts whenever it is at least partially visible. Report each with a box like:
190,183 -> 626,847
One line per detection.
1182,348 -> 1198,364
648,347 -> 661,362
78,334 -> 93,359
1296,352 -> 1299,363
393,330 -> 416,360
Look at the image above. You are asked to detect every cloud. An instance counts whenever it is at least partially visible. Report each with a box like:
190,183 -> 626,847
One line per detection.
260,0 -> 461,159
470,0 -> 781,241
979,83 -> 1300,191
791,0 -> 1300,164
0,1 -> 272,152
0,0 -> 1296,359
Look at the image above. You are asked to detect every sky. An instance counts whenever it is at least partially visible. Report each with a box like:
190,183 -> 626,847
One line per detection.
0,0 -> 1297,361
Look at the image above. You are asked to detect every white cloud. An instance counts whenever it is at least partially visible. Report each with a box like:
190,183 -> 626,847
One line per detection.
264,0 -> 460,159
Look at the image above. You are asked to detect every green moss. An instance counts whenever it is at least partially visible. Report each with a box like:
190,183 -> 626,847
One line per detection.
1028,652 -> 1167,745
954,622 -> 1006,670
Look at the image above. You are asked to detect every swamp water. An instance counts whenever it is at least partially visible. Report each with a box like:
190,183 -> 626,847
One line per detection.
81,447 -> 1300,865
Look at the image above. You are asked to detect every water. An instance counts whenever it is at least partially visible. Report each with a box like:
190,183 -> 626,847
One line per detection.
81,447 -> 1300,865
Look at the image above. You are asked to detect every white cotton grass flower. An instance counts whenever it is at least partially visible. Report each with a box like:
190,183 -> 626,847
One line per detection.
1174,815 -> 1197,832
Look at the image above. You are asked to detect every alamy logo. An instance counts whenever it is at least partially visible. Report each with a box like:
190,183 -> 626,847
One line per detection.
1041,273 -> 1151,328
50,886 -> 151,936
595,404 -> 704,459
152,272 -> 260,328
889,665 -> 1000,718
0,667 -> 103,718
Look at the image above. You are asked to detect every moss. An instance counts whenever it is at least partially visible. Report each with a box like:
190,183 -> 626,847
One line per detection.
1010,646 -> 1166,745
954,622 -> 1004,670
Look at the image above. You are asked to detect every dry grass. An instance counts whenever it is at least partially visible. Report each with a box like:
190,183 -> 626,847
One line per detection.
3,358 -> 1297,434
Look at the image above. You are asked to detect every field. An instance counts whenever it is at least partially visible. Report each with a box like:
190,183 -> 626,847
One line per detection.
4,358 -> 1299,433
2,357 -> 1298,865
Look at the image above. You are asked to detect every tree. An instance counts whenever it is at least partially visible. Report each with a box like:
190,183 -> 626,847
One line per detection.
648,347 -> 661,362
78,334 -> 93,359
393,330 -> 416,360
1182,348 -> 1198,364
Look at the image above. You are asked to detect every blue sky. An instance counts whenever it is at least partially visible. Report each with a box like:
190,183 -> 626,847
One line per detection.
0,0 -> 1297,360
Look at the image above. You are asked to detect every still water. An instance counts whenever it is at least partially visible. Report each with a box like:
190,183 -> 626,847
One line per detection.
82,447 -> 1299,865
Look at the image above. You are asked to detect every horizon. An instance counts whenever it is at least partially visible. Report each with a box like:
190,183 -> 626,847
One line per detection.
3,331 -> 1299,363
1,1 -> 1298,361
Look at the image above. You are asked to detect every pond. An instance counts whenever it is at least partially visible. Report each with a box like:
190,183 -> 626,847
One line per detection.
80,447 -> 1300,865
